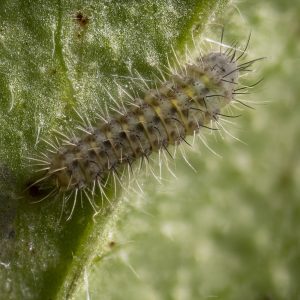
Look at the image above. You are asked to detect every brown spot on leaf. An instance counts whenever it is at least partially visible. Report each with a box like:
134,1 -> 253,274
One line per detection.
108,241 -> 116,248
74,12 -> 89,27
25,180 -> 44,198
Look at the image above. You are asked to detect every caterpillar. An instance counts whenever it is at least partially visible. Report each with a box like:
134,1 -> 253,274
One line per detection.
27,31 -> 262,220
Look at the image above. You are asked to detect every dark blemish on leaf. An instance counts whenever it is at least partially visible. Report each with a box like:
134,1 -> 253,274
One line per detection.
108,241 -> 116,248
24,179 -> 52,201
8,230 -> 15,239
49,68 -> 57,76
25,180 -> 43,198
74,12 -> 89,27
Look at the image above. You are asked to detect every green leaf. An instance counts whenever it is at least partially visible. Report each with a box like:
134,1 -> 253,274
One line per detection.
0,1 -> 226,299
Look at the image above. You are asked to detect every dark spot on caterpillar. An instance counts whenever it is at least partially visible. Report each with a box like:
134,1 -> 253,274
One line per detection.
85,134 -> 95,143
150,98 -> 159,106
135,147 -> 141,154
119,131 -> 127,139
170,130 -> 177,139
181,109 -> 189,118
74,12 -> 89,27
114,142 -> 121,151
153,139 -> 159,148
202,87 -> 209,94
118,115 -> 128,124
72,146 -> 81,154
88,149 -> 97,160
147,125 -> 154,134
129,134 -> 137,142
153,115 -> 160,124
98,150 -> 106,158
136,123 -> 144,132
188,120 -> 197,130
170,107 -> 177,114
103,140 -> 112,149
72,160 -> 79,168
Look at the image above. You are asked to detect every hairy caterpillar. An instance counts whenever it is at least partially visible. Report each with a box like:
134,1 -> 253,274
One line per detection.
27,30 -> 262,220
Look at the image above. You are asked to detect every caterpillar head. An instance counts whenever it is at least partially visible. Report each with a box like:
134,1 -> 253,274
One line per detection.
202,52 -> 239,84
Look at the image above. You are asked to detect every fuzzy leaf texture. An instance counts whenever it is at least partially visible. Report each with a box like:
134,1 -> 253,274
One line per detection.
0,1 -> 227,299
